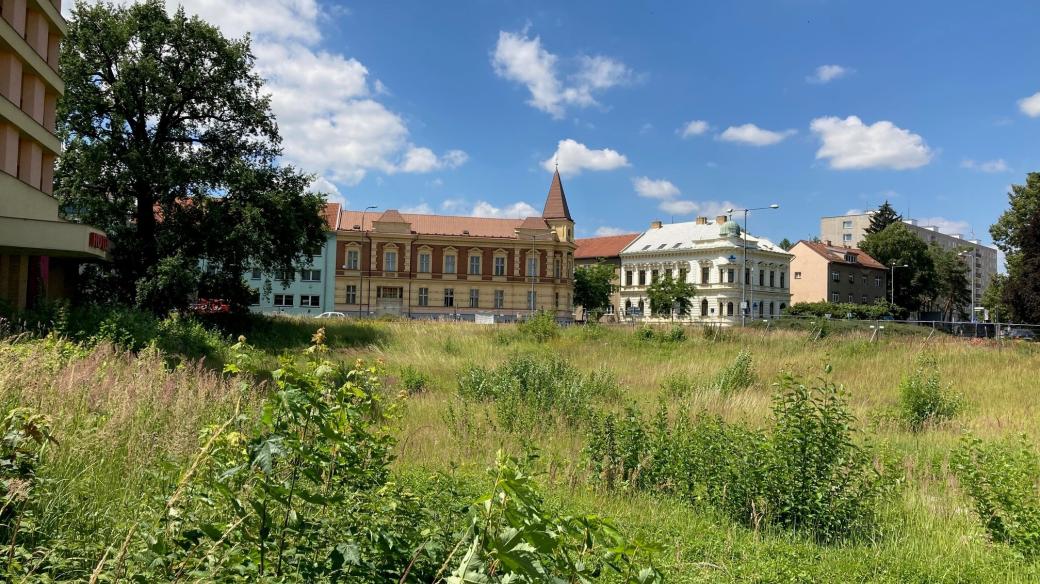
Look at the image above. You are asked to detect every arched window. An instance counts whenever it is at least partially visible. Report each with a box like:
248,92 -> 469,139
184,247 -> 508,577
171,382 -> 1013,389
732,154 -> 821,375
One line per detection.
758,302 -> 764,317
726,302 -> 734,316
700,298 -> 709,316
780,302 -> 787,312
769,301 -> 775,316
638,300 -> 645,314
625,299 -> 632,309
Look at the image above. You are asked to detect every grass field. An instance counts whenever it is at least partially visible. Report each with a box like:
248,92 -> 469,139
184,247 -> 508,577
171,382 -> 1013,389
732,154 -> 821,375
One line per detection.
2,317 -> 1040,582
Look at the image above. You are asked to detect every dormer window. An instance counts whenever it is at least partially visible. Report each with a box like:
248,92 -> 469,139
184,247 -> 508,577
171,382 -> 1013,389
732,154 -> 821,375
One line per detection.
844,253 -> 857,263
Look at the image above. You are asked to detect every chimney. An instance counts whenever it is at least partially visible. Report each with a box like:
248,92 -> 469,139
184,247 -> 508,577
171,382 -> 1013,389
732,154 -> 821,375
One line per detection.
695,216 -> 708,225
650,220 -> 663,229
715,215 -> 728,224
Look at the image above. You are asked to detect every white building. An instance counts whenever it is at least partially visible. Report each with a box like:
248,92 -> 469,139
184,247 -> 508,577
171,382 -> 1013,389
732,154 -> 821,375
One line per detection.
619,216 -> 792,324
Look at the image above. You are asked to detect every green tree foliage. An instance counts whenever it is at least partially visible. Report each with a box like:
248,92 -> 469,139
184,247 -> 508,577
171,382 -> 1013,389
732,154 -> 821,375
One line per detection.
786,300 -> 903,319
645,274 -> 697,319
865,201 -> 903,235
927,243 -> 972,321
57,1 -> 327,313
860,223 -> 936,312
778,238 -> 793,251
574,263 -> 617,319
898,355 -> 962,431
990,173 -> 1040,323
980,273 -> 1010,320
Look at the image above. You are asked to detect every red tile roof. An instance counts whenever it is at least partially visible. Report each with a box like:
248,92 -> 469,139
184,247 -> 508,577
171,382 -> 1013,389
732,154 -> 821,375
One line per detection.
797,240 -> 886,269
338,210 -> 537,239
322,203 -> 341,230
575,233 -> 640,259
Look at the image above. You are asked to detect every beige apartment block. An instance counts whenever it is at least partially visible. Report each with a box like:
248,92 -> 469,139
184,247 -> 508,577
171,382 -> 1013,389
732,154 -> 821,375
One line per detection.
331,171 -> 577,321
0,0 -> 108,310
789,240 -> 888,305
820,213 -> 998,316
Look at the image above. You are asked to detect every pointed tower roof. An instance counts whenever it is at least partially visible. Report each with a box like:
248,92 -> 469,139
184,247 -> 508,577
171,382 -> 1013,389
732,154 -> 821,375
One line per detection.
541,169 -> 573,221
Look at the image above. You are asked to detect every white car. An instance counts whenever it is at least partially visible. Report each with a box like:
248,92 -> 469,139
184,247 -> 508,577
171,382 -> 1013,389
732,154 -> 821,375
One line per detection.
315,311 -> 347,319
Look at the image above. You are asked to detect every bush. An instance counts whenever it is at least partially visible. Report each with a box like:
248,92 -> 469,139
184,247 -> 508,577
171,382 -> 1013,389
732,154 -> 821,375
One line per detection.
398,365 -> 430,394
516,310 -> 559,342
954,435 -> 1040,557
665,324 -> 686,342
899,355 -> 962,430
155,312 -> 229,363
635,325 -> 655,342
710,349 -> 755,394
457,353 -> 619,432
660,371 -> 698,398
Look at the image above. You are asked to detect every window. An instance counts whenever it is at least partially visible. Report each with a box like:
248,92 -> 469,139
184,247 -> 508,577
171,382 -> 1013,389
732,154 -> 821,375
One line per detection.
780,272 -> 785,288
554,292 -> 560,308
727,268 -> 735,283
494,256 -> 506,276
679,268 -> 687,282
625,270 -> 633,286
769,302 -> 775,316
494,290 -> 505,308
444,254 -> 456,274
848,273 -> 855,283
276,269 -> 294,282
638,270 -> 646,285
848,294 -> 854,303
443,288 -> 454,307
300,268 -> 321,281
527,291 -> 537,310
701,266 -> 710,284
250,268 -> 261,280
527,256 -> 538,277
274,294 -> 294,307
861,295 -> 868,303
769,271 -> 775,287
418,287 -> 429,306
745,268 -> 750,284
345,285 -> 357,304
469,255 -> 481,275
726,302 -> 734,316
831,271 -> 840,282
300,295 -> 320,307
759,270 -> 764,286
651,269 -> 659,283
418,252 -> 431,273
831,292 -> 840,302
794,271 -> 801,279
701,298 -> 709,316
384,250 -> 398,272
842,220 -> 853,229
554,258 -> 561,278
248,289 -> 260,305
875,275 -> 881,287
345,249 -> 360,270
469,288 -> 479,307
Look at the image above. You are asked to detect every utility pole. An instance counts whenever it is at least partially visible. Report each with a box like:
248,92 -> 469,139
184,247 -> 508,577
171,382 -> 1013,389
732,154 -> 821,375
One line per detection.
358,205 -> 377,318
727,204 -> 780,326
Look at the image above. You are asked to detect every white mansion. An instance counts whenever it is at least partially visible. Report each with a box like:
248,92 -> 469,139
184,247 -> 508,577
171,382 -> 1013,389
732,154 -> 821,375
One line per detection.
619,216 -> 792,323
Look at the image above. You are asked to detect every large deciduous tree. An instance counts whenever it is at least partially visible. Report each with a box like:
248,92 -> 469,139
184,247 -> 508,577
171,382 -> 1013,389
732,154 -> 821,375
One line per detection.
860,223 -> 936,313
990,173 -> 1040,323
646,274 -> 696,320
57,1 -> 327,313
865,201 -> 902,235
927,243 -> 971,321
573,263 -> 616,320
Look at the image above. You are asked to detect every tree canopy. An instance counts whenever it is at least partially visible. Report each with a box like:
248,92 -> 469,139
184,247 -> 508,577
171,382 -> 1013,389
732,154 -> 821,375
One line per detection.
646,274 -> 697,319
573,263 -> 616,320
927,243 -> 971,321
778,238 -> 793,251
860,223 -> 936,313
990,172 -> 1040,323
57,1 -> 327,313
865,201 -> 903,235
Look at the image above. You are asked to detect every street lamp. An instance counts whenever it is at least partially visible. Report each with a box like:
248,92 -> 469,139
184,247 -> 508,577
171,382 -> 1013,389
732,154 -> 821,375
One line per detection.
959,248 -> 977,323
524,233 -> 538,316
358,205 -> 377,318
889,262 -> 908,306
727,204 -> 780,327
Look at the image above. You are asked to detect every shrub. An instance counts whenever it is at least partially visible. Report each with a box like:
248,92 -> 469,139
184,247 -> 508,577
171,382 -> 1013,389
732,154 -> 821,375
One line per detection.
635,325 -> 655,342
399,365 -> 430,394
899,355 -> 962,430
954,435 -> 1040,557
155,312 -> 229,363
660,371 -> 698,398
710,349 -> 756,394
516,310 -> 560,342
665,324 -> 686,342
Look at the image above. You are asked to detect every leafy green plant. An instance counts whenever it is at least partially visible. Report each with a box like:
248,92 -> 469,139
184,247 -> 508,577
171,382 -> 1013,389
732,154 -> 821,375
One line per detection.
1,407 -> 57,568
399,365 -> 431,395
953,434 -> 1040,558
635,325 -> 655,342
899,355 -> 962,430
710,349 -> 756,394
665,324 -> 686,342
660,371 -> 698,398
516,311 -> 560,342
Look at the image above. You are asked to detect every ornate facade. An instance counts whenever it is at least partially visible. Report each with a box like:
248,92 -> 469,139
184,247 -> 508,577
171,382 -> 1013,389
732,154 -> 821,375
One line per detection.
332,171 -> 576,321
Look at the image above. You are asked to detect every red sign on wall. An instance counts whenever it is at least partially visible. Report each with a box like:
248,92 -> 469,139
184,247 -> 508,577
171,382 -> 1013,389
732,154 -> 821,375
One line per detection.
88,232 -> 109,251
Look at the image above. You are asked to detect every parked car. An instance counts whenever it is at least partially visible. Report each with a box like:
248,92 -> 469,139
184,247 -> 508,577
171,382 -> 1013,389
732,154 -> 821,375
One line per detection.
1004,328 -> 1036,341
315,311 -> 346,319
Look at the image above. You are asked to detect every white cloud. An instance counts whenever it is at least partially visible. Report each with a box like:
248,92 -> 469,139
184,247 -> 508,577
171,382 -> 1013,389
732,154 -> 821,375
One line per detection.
492,30 -> 633,118
440,198 -> 467,213
400,203 -> 433,214
632,177 -> 680,199
470,201 -> 540,218
594,226 -> 629,236
659,199 -> 739,218
659,200 -> 697,215
309,176 -> 343,203
961,158 -> 1010,173
807,64 -> 850,84
542,139 -> 630,176
69,0 -> 466,190
718,124 -> 796,146
915,216 -> 971,236
810,116 -> 933,170
845,208 -> 864,215
1018,91 -> 1040,117
678,120 -> 709,138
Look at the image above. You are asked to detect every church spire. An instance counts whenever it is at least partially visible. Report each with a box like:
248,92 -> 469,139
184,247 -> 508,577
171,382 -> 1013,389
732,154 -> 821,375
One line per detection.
542,168 -> 573,221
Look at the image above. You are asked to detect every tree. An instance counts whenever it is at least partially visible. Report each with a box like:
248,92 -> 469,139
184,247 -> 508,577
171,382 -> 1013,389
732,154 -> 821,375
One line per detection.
778,238 -> 793,251
860,223 -> 936,313
980,273 -> 1009,322
927,243 -> 971,321
573,263 -> 616,320
646,274 -> 697,320
865,201 -> 903,235
57,1 -> 327,313
990,173 -> 1040,323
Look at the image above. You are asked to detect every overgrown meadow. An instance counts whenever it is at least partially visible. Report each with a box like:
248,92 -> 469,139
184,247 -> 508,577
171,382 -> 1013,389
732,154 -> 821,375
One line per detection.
3,310 -> 1040,582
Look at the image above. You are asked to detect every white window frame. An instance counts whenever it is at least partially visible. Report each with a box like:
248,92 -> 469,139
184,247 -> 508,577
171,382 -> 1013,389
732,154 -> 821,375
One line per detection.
494,255 -> 506,276
443,288 -> 454,307
469,288 -> 479,308
494,289 -> 505,308
384,250 -> 398,272
274,294 -> 294,307
300,295 -> 320,307
469,254 -> 481,275
418,252 -> 431,273
345,285 -> 357,304
444,253 -> 457,274
345,248 -> 360,270
418,287 -> 429,306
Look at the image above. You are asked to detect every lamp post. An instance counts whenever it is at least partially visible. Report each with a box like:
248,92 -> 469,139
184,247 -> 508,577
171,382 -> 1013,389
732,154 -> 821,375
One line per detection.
727,204 -> 780,327
359,205 -> 377,318
525,234 -> 538,316
889,262 -> 908,307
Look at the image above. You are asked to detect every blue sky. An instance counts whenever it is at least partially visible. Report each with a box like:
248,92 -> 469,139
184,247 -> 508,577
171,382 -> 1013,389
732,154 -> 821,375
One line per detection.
75,1 -> 1040,248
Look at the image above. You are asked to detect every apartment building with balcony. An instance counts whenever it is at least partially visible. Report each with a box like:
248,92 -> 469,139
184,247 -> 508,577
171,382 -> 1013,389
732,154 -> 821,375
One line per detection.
619,216 -> 791,323
331,171 -> 577,321
0,0 -> 108,310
